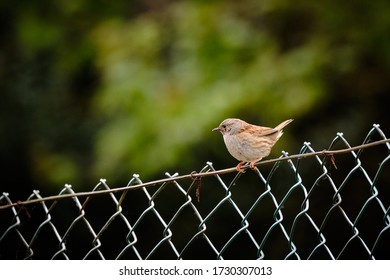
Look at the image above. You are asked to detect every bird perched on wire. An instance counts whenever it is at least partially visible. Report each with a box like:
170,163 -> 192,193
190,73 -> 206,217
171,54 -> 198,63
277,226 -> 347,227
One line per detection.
212,118 -> 293,172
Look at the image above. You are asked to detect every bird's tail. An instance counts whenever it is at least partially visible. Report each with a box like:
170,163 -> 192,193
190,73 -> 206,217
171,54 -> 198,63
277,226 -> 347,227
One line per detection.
274,119 -> 293,141
275,119 -> 293,131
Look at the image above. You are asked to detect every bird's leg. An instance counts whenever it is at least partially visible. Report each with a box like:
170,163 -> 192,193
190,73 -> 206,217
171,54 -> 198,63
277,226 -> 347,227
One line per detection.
235,161 -> 246,172
249,158 -> 262,169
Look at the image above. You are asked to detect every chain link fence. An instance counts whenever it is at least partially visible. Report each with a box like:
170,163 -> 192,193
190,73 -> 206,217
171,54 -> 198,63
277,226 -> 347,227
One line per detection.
1,124 -> 389,260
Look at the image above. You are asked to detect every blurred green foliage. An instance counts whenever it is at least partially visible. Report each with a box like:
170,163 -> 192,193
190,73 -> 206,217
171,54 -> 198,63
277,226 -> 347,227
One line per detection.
1,0 -> 389,194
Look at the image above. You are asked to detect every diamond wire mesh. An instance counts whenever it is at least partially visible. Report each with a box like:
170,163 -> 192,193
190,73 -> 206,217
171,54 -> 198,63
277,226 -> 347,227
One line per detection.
0,124 -> 389,260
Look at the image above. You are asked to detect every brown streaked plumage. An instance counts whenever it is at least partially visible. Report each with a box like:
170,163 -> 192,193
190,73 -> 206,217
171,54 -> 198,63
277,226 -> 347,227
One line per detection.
212,118 -> 293,172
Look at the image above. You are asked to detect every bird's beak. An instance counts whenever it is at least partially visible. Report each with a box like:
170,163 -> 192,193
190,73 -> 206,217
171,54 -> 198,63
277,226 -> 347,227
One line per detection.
212,127 -> 220,132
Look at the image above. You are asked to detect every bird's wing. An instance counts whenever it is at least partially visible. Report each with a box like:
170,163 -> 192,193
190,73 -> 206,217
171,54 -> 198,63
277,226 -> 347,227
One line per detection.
238,123 -> 278,137
255,119 -> 293,136
256,127 -> 279,136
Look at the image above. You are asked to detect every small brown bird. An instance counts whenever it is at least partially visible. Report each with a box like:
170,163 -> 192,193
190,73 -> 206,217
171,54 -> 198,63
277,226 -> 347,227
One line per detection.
212,118 -> 293,172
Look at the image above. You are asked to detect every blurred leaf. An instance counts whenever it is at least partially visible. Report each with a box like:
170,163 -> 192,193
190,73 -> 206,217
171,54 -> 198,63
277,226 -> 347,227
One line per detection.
1,0 -> 389,189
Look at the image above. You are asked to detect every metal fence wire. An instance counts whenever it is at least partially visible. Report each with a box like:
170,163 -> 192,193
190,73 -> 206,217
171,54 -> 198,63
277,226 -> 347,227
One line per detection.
1,124 -> 390,260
